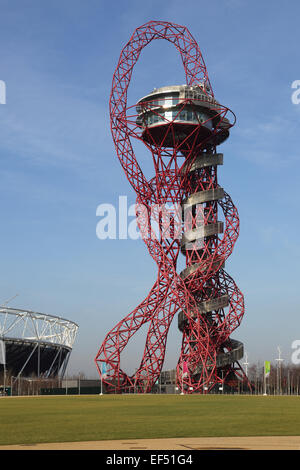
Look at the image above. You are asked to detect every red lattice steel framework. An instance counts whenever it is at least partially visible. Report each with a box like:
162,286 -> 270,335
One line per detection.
95,21 -> 251,393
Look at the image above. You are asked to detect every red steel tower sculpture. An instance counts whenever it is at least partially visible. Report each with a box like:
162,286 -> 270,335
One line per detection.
95,21 -> 250,393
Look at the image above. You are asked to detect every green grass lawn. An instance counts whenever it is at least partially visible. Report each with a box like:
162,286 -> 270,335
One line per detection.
0,394 -> 300,445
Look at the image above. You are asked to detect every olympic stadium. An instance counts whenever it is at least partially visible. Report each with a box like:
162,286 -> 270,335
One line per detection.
0,307 -> 78,378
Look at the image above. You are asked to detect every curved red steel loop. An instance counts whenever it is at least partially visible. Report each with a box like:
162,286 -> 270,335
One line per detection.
109,21 -> 211,201
95,20 -> 251,393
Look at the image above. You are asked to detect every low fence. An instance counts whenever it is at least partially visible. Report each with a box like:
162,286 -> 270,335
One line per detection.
41,387 -> 102,395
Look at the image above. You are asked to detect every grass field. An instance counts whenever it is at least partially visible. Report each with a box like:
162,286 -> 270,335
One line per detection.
1,394 -> 300,446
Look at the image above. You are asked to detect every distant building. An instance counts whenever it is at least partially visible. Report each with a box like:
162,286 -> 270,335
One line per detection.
159,369 -> 177,394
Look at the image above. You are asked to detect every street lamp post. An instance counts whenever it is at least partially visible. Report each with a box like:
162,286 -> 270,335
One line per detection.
276,346 -> 283,395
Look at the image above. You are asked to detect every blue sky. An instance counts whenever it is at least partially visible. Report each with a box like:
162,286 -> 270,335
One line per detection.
0,0 -> 300,377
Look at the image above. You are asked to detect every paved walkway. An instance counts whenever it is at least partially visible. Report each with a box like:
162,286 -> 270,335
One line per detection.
0,436 -> 299,450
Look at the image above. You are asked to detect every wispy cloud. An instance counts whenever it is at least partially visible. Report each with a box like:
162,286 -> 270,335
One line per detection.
232,113 -> 300,168
0,78 -> 109,169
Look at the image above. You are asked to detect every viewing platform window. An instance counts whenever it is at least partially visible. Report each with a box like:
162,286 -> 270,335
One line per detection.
139,108 -> 212,129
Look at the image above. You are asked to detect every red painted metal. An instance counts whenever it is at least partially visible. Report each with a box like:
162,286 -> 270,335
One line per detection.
95,21 -> 250,393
